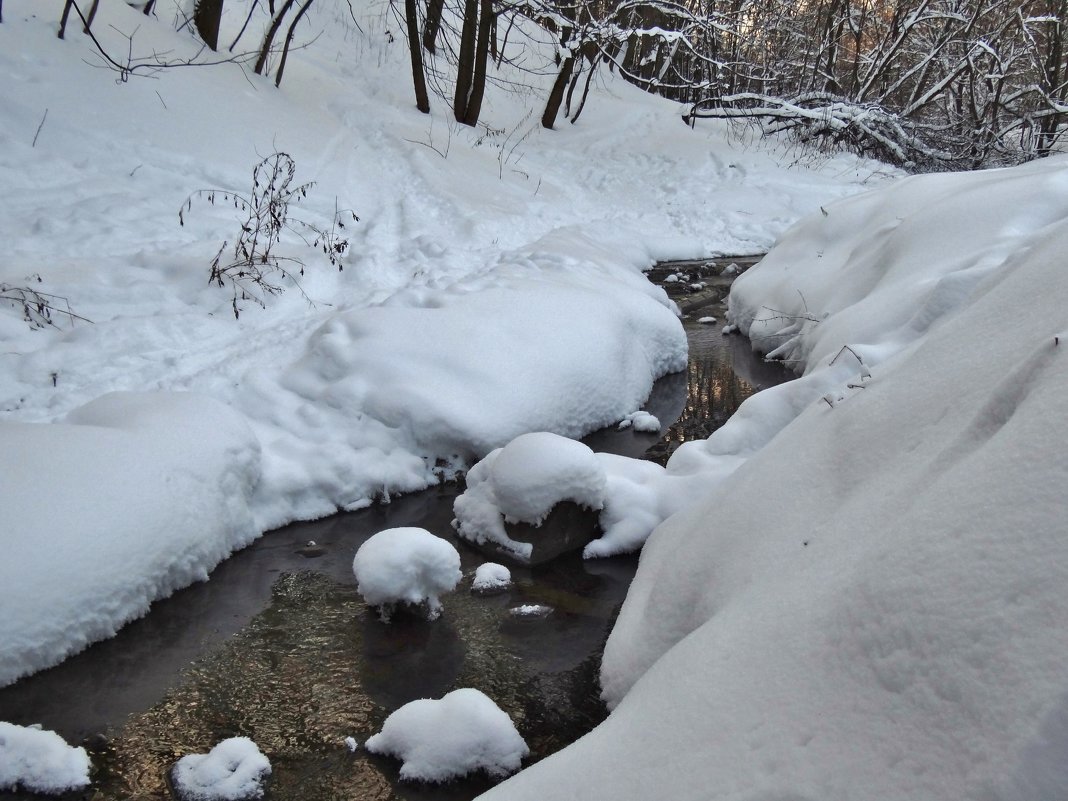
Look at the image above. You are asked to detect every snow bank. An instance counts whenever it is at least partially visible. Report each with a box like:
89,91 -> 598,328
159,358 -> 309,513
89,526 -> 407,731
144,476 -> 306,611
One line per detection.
472,563 -> 512,593
353,527 -> 462,619
478,158 -> 1068,800
0,722 -> 91,795
0,391 -> 260,687
365,688 -> 528,782
172,737 -> 271,801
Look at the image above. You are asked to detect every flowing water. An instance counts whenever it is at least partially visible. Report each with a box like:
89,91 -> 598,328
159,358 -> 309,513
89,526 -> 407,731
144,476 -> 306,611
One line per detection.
0,267 -> 792,801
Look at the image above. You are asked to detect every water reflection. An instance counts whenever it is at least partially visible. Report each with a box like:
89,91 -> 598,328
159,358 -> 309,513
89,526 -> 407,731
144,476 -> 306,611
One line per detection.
645,314 -> 793,464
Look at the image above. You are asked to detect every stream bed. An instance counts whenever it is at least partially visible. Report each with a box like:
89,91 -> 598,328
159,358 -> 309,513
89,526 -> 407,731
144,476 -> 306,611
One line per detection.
0,264 -> 792,801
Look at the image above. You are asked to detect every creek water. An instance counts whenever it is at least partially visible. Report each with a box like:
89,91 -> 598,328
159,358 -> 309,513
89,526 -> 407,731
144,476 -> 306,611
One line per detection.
0,283 -> 791,801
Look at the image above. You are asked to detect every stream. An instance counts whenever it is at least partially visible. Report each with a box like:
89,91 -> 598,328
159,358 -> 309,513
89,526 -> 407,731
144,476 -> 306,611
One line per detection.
0,262 -> 792,801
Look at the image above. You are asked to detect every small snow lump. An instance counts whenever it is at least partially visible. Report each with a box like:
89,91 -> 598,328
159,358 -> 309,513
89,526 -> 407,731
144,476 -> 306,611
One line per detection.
171,737 -> 271,801
472,562 -> 512,593
0,722 -> 91,795
618,411 -> 661,433
364,688 -> 529,782
353,527 -> 462,620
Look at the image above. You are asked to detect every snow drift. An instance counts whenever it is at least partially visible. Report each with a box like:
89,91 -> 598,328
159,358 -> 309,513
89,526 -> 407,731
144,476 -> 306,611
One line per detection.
478,159 -> 1068,800
0,392 -> 260,687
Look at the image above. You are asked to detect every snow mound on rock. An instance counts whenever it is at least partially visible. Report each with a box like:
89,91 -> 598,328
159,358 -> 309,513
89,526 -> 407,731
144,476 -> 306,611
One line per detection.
472,563 -> 512,592
353,528 -> 462,619
453,433 -> 606,559
0,722 -> 91,795
172,737 -> 271,801
617,411 -> 661,432
364,688 -> 528,782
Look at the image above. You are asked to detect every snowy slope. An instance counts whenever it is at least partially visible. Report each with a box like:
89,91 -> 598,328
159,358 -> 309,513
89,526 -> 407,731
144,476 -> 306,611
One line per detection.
0,0 -> 885,682
480,159 -> 1068,800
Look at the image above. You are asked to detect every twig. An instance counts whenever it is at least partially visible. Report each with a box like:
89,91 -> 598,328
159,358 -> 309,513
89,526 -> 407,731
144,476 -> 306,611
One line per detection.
32,109 -> 48,148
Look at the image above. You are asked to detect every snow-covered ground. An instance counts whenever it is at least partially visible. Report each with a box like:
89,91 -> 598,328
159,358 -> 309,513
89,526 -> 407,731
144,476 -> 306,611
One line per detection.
0,0 -> 887,685
480,158 -> 1068,800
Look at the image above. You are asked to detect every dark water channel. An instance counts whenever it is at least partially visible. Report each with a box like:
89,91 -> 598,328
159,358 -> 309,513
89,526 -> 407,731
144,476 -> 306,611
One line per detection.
0,280 -> 791,801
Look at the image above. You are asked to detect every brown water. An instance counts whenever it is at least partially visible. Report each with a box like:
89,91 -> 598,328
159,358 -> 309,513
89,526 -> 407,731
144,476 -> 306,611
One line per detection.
0,282 -> 792,801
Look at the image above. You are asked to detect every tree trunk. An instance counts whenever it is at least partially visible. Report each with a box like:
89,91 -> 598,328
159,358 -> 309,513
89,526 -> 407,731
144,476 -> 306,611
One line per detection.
255,0 -> 296,75
143,0 -> 156,15
194,0 -> 225,50
422,0 -> 444,53
405,0 -> 430,112
461,0 -> 493,125
58,0 -> 74,39
542,55 -> 574,128
274,0 -> 314,87
453,0 -> 479,122
83,0 -> 100,33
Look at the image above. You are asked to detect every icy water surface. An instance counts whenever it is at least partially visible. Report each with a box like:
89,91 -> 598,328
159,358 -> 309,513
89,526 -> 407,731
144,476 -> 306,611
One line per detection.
0,281 -> 792,801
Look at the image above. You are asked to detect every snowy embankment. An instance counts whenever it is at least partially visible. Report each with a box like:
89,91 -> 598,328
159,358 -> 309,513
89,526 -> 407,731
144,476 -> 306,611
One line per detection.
480,158 -> 1068,800
0,0 -> 886,685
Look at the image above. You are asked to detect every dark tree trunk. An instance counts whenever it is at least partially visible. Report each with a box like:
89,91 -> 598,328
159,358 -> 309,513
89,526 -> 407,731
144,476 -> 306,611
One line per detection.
542,55 -> 574,128
405,0 -> 430,112
143,0 -> 156,15
194,0 -> 225,50
461,0 -> 493,125
453,0 -> 479,122
58,0 -> 74,39
570,57 -> 596,124
274,0 -> 314,87
83,0 -> 100,32
422,0 -> 444,53
255,0 -> 296,75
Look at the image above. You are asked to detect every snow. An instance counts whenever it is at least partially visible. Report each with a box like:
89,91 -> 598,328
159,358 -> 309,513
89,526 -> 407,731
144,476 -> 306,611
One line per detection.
477,157 -> 1068,801
617,410 -> 661,432
0,0 -> 888,680
171,737 -> 271,801
0,391 -> 260,687
472,563 -> 512,592
0,722 -> 91,795
509,605 -> 553,618
697,316 -> 717,324
453,432 -> 607,559
352,528 -> 462,620
364,688 -> 529,782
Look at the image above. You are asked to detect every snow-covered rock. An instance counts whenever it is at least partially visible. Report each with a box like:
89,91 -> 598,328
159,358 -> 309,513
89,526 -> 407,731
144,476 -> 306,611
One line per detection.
353,528 -> 462,620
0,722 -> 91,795
617,411 -> 661,433
453,433 -> 607,561
509,604 -> 553,618
472,563 -> 512,593
697,316 -> 717,324
364,688 -> 528,782
171,737 -> 271,801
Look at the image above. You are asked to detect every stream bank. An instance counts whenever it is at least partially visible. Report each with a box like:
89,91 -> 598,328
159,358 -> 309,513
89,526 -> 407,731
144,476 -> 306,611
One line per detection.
0,258 -> 791,801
